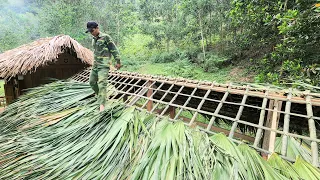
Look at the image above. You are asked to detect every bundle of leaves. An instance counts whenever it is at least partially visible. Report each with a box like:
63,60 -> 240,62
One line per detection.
0,81 -> 319,179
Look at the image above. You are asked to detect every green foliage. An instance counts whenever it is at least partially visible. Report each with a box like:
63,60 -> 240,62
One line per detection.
1,0 -> 319,87
0,3 -> 39,52
195,52 -> 229,73
166,59 -> 199,78
150,49 -> 180,63
229,0 -> 320,86
121,34 -> 155,62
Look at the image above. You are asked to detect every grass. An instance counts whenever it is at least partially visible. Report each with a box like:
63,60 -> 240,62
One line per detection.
0,80 -> 4,96
122,62 -> 253,83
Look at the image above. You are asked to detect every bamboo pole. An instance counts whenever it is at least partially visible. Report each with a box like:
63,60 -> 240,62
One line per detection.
229,86 -> 249,138
150,83 -> 176,113
127,80 -> 149,106
174,83 -> 200,120
106,76 -> 320,121
281,89 -> 292,156
109,71 -> 320,106
206,84 -> 231,131
189,83 -> 215,125
110,83 -> 320,143
159,86 -> 185,117
141,82 -> 165,109
306,91 -> 319,167
253,89 -> 269,147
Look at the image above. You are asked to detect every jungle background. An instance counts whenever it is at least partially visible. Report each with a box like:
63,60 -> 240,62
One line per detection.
0,0 -> 320,91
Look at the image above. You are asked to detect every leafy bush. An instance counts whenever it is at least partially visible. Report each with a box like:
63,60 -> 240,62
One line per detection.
195,53 -> 229,73
121,34 -> 155,62
150,49 -> 180,63
166,59 -> 199,78
120,58 -> 143,72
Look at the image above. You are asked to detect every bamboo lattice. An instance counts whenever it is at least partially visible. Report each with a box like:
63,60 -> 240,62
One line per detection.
71,68 -> 320,166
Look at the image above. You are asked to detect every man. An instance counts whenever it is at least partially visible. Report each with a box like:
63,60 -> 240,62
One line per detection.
86,21 -> 121,111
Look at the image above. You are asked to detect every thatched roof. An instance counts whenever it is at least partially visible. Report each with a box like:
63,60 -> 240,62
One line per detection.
0,35 -> 93,79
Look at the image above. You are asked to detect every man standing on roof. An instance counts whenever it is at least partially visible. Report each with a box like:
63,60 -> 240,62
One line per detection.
86,21 -> 121,111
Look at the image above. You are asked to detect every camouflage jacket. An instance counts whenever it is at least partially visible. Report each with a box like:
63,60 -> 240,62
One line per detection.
92,32 -> 120,66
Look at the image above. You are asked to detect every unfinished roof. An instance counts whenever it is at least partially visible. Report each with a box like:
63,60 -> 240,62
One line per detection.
0,35 -> 93,79
72,69 -> 320,166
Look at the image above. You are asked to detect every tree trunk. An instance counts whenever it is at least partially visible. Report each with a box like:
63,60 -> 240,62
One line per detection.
117,11 -> 120,46
198,11 -> 206,62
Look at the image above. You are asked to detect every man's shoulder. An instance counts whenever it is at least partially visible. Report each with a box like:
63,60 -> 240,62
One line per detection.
99,33 -> 112,40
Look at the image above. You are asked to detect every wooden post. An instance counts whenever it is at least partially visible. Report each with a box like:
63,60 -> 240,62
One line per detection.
262,100 -> 282,158
268,100 -> 281,158
169,106 -> 176,119
123,94 -> 128,102
147,81 -> 153,111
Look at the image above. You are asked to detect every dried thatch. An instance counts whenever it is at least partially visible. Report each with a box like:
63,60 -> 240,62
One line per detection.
0,35 -> 93,79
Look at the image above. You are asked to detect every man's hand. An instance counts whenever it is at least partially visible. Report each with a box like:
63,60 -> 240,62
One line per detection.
115,63 -> 121,70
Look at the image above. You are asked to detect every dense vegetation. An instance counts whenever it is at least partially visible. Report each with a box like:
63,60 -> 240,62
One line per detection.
0,0 -> 320,86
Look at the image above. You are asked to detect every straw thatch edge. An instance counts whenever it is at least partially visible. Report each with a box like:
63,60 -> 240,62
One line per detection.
0,35 -> 93,79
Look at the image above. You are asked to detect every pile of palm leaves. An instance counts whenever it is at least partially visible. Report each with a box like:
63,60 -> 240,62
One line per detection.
0,81 -> 320,179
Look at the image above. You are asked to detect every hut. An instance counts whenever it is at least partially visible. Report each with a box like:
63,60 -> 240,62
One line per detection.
0,35 -> 93,104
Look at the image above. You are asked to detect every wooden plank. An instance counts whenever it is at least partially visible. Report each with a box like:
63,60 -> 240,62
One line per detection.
268,100 -> 282,158
262,100 -> 275,158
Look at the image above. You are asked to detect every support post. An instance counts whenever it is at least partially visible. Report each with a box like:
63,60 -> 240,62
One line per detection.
147,81 -> 153,111
169,106 -> 176,119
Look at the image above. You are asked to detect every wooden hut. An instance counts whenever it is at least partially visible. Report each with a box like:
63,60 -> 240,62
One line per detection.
0,35 -> 93,103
